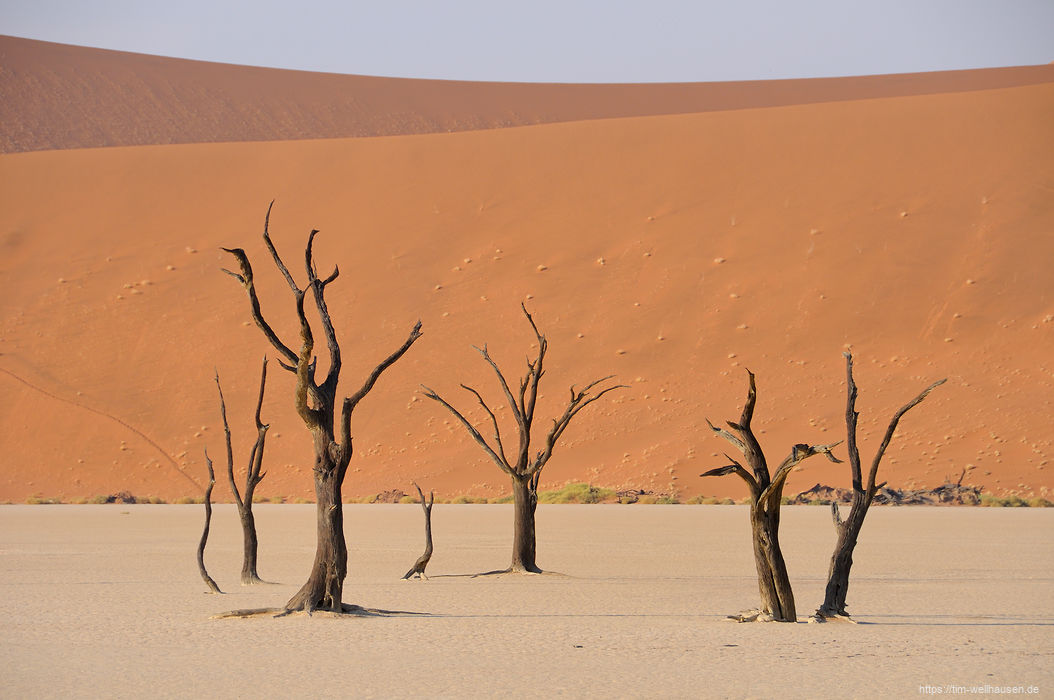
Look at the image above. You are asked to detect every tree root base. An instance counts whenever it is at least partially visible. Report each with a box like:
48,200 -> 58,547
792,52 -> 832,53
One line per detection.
468,567 -> 566,578
726,609 -> 774,623
809,611 -> 857,624
725,609 -> 798,623
211,604 -> 428,620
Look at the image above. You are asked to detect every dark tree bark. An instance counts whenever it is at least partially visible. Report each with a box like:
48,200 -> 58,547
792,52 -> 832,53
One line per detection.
214,358 -> 271,585
422,304 -> 623,574
813,352 -> 945,621
402,481 -> 434,579
701,370 -> 842,622
222,202 -> 423,613
197,450 -> 223,594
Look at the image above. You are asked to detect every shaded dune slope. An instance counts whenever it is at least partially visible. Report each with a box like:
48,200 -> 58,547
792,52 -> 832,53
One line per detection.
1,71 -> 1051,502
3,34 -> 1054,153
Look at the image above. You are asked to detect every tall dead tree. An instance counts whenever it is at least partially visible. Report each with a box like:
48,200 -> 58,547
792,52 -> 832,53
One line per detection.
222,202 -> 423,613
422,304 -> 623,574
402,481 -> 434,580
701,370 -> 841,622
814,352 -> 945,621
215,358 -> 271,585
197,450 -> 223,594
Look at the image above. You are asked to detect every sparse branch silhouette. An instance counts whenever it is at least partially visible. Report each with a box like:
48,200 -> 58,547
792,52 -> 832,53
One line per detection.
814,352 -> 945,622
422,303 -> 623,573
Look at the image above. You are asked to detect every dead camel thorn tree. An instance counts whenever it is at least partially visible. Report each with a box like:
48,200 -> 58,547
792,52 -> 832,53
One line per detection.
402,481 -> 434,580
196,450 -> 222,594
813,352 -> 946,622
701,369 -> 842,623
422,303 -> 624,574
214,358 -> 271,585
219,202 -> 423,615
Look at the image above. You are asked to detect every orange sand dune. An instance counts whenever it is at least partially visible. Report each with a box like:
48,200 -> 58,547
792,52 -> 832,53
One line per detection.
1,71 -> 1052,504
3,34 -> 1054,153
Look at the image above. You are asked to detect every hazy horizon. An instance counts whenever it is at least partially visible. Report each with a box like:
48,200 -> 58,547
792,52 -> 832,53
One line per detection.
2,0 -> 1052,83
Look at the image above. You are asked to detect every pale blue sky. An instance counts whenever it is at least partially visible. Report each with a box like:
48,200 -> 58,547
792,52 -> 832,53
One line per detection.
2,0 -> 1052,82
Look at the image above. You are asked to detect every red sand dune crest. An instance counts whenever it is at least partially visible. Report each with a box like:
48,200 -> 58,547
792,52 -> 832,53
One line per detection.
1,64 -> 1052,503
3,34 -> 1054,153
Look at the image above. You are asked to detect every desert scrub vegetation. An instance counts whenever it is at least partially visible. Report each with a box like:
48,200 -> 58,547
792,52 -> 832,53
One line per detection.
27,493 -> 166,504
446,484 -> 617,505
636,493 -> 680,504
25,494 -> 62,504
450,495 -> 490,504
687,496 -> 737,505
539,483 -> 616,504
980,494 -> 1053,507
72,495 -> 111,504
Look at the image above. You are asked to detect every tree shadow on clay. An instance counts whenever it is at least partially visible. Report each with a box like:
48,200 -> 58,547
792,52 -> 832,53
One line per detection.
211,604 -> 431,620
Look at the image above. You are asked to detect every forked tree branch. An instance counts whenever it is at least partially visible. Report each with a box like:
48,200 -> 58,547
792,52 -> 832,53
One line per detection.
704,370 -> 769,487
732,370 -> 769,487
420,384 -> 513,475
214,370 -> 241,509
339,321 -> 424,473
261,200 -> 301,296
704,370 -> 841,506
215,360 -> 272,507
461,383 -> 510,467
866,381 -> 947,495
761,441 -> 843,508
220,247 -> 298,368
842,351 -> 946,497
304,228 -> 342,391
423,305 -> 622,480
474,344 -> 527,453
705,418 -> 747,453
531,376 -> 625,475
222,204 -> 324,428
519,303 -> 546,431
244,357 -> 270,496
701,455 -> 760,498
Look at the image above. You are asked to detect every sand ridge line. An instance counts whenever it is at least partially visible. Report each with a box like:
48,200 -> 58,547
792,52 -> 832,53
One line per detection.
0,364 -> 199,490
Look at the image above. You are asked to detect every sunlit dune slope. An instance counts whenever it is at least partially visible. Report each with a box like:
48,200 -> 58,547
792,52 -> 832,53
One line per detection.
1,77 -> 1052,503
3,34 -> 1053,153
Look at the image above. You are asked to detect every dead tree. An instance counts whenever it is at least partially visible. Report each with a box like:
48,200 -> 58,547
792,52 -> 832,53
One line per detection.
814,352 -> 945,621
701,370 -> 841,622
422,304 -> 623,574
197,450 -> 223,593
222,202 -> 423,613
402,481 -> 434,580
215,358 -> 271,585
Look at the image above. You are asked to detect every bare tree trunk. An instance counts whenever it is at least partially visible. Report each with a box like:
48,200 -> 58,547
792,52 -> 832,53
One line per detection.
239,509 -> 262,584
197,451 -> 223,594
285,465 -> 347,612
510,473 -> 541,573
817,493 -> 869,618
814,352 -> 945,621
750,501 -> 794,621
403,481 -> 434,579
